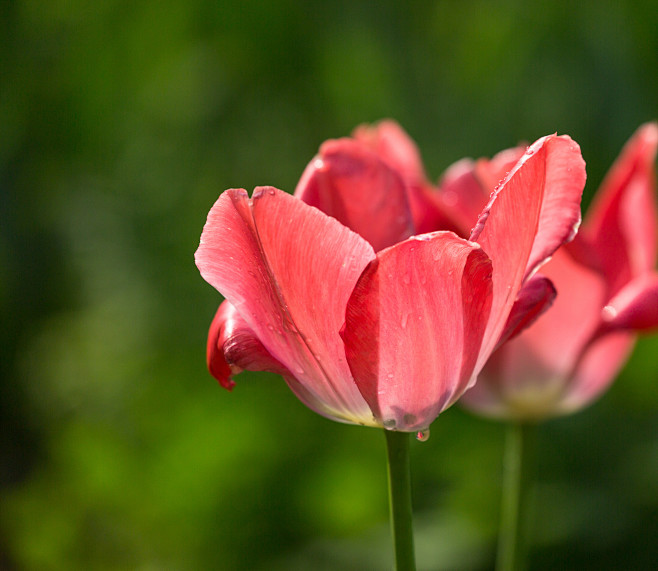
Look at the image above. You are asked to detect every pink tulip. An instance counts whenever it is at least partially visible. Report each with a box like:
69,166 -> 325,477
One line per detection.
461,122 -> 658,420
196,123 -> 585,431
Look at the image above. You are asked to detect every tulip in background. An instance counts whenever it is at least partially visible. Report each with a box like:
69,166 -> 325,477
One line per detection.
453,122 -> 658,571
195,120 -> 586,570
462,122 -> 658,420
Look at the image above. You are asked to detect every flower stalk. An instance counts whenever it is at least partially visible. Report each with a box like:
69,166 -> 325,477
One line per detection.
496,421 -> 535,571
385,429 -> 416,571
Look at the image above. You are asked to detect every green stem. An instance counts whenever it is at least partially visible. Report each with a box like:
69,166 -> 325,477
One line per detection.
496,421 -> 535,571
384,429 -> 416,571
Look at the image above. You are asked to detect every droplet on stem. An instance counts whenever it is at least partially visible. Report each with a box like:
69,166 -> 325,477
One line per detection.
416,428 -> 430,442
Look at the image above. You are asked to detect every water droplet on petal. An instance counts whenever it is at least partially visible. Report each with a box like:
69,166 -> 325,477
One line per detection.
416,428 -> 430,442
383,419 -> 396,429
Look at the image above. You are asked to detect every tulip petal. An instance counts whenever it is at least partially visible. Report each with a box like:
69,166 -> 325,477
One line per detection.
294,139 -> 414,252
351,120 -> 460,235
584,122 -> 658,292
351,127 -> 523,238
196,187 -> 377,425
470,135 -> 586,367
352,119 -> 428,187
522,136 -> 587,278
601,273 -> 658,332
437,159 -> 489,235
436,147 -> 526,237
207,301 -> 235,390
341,232 -> 493,431
495,274 -> 557,349
560,332 -> 635,414
207,300 -> 290,390
474,146 -> 526,196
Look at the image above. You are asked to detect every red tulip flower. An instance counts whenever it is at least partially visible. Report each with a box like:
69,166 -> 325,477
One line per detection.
196,123 -> 585,431
462,123 -> 658,419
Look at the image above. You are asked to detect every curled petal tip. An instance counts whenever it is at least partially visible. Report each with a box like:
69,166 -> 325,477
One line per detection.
205,300 -> 292,392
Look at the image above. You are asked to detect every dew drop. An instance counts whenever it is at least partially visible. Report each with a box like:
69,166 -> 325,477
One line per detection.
416,428 -> 430,442
400,313 -> 409,329
525,147 -> 535,156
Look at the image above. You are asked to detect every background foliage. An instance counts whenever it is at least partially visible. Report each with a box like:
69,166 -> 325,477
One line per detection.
2,1 -> 658,569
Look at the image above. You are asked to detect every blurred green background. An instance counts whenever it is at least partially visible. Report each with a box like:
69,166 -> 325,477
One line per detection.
2,1 -> 658,569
